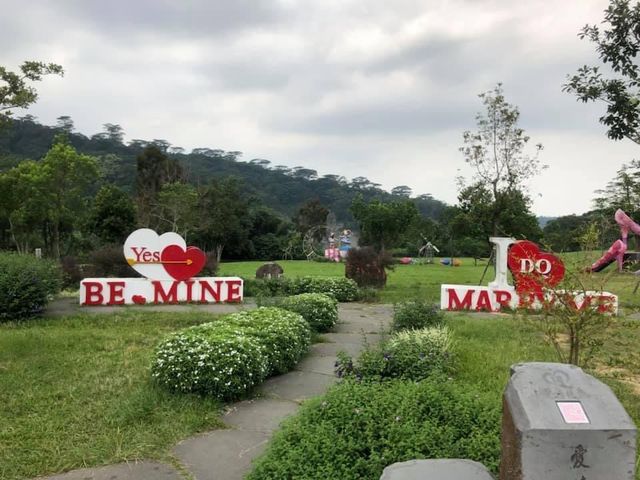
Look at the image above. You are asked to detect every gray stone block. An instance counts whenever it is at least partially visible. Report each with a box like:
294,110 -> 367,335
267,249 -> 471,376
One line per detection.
500,362 -> 637,480
380,459 -> 494,479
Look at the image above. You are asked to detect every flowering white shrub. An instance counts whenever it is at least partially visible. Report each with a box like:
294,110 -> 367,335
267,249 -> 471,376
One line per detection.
226,307 -> 311,375
280,293 -> 338,333
151,307 -> 311,399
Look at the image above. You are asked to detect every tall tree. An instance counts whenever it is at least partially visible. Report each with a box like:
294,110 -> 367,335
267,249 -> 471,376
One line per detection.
564,0 -> 640,144
135,145 -> 183,227
194,177 -> 251,262
0,61 -> 63,126
154,182 -> 198,240
41,137 -> 99,258
86,184 -> 136,245
293,199 -> 329,239
351,195 -> 419,251
459,83 -> 544,237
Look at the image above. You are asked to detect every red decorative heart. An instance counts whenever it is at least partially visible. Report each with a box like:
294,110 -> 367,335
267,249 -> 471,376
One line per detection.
161,245 -> 206,281
508,241 -> 565,294
132,295 -> 147,305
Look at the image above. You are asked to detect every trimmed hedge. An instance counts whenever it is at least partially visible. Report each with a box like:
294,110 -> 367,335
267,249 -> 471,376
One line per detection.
392,300 -> 444,331
244,276 -> 358,302
336,326 -> 454,382
247,379 -> 501,479
151,307 -> 311,399
280,293 -> 338,332
0,252 -> 62,321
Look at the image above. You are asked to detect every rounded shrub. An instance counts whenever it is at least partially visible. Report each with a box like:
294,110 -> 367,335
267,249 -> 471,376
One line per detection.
225,307 -> 311,374
151,307 -> 311,399
0,252 -> 62,321
392,299 -> 444,331
152,324 -> 269,400
247,379 -> 501,479
292,277 -> 358,302
279,293 -> 338,333
336,326 -> 454,382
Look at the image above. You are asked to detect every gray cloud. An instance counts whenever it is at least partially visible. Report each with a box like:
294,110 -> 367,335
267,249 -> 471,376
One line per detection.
0,0 -> 632,216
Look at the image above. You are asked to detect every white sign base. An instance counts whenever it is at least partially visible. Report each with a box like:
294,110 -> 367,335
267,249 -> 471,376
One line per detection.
441,284 -> 618,314
80,277 -> 243,306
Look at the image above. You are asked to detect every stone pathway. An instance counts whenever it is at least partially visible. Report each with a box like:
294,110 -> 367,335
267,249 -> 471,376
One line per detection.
35,303 -> 392,480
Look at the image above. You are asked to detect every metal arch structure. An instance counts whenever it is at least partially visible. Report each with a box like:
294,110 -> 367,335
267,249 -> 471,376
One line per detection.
302,225 -> 333,260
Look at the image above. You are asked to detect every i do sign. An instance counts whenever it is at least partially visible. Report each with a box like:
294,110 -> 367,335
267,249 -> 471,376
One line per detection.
440,237 -> 617,314
80,229 -> 243,306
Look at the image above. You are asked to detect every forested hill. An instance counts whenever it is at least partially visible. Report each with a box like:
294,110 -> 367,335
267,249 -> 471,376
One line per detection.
0,118 -> 446,223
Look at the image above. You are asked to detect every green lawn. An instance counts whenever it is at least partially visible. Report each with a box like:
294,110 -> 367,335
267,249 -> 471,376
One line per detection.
0,312 -> 223,480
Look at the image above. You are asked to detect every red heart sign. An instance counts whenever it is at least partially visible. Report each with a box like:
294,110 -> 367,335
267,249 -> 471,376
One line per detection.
161,245 -> 207,281
508,241 -> 565,294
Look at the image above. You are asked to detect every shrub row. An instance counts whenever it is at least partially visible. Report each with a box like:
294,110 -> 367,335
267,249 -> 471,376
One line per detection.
247,378 -> 501,479
0,252 -> 62,321
336,326 -> 454,382
151,307 -> 311,400
279,293 -> 338,333
244,276 -> 358,302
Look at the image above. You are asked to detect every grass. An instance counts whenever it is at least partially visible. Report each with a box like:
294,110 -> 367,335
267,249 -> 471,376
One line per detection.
0,312 -> 224,480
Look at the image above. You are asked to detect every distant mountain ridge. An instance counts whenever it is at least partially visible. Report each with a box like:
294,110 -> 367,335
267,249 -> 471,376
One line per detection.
0,118 -> 447,224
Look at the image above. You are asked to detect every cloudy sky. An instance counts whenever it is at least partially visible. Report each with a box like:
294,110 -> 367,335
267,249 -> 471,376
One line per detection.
2,0 -> 637,216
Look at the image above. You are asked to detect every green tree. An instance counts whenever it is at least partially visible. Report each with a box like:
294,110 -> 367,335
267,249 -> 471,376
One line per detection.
194,178 -> 251,262
136,145 -> 183,227
0,160 -> 48,253
0,61 -> 63,126
459,83 -> 544,237
41,137 -> 99,258
154,182 -> 198,240
351,196 -> 419,251
293,199 -> 329,240
87,184 -> 136,245
564,0 -> 640,144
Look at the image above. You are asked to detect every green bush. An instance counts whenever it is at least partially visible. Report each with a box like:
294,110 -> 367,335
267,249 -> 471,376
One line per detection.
0,252 -> 62,321
244,276 -> 358,302
392,300 -> 444,331
293,277 -> 358,302
336,327 -> 454,382
247,379 -> 501,479
225,308 -> 311,374
151,307 -> 311,399
280,293 -> 338,333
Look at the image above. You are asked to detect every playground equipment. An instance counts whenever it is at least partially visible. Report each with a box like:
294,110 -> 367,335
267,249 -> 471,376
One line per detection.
302,215 -> 355,262
587,208 -> 640,273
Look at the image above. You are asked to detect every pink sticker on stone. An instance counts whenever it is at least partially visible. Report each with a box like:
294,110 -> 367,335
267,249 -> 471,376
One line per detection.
557,401 -> 590,424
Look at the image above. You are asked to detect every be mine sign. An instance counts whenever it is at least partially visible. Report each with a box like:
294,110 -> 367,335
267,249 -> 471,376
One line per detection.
80,229 -> 243,306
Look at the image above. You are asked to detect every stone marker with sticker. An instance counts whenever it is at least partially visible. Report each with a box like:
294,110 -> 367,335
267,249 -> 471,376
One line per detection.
500,362 -> 637,479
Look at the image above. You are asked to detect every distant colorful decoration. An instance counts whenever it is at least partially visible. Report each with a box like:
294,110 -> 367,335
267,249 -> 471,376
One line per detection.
322,227 -> 353,262
400,257 -> 412,264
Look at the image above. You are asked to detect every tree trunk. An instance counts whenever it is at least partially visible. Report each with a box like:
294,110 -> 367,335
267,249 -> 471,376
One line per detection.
215,244 -> 224,264
52,221 -> 61,260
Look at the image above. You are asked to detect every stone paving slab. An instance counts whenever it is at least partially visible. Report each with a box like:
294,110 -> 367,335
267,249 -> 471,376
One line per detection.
295,354 -> 338,376
259,370 -> 336,402
221,398 -> 299,432
309,341 -> 363,357
333,317 -> 391,333
39,461 -> 182,480
174,429 -> 271,480
320,332 -> 383,345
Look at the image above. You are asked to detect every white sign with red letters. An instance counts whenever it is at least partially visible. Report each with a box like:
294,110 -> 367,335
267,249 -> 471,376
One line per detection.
80,229 -> 243,306
440,237 -> 617,314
